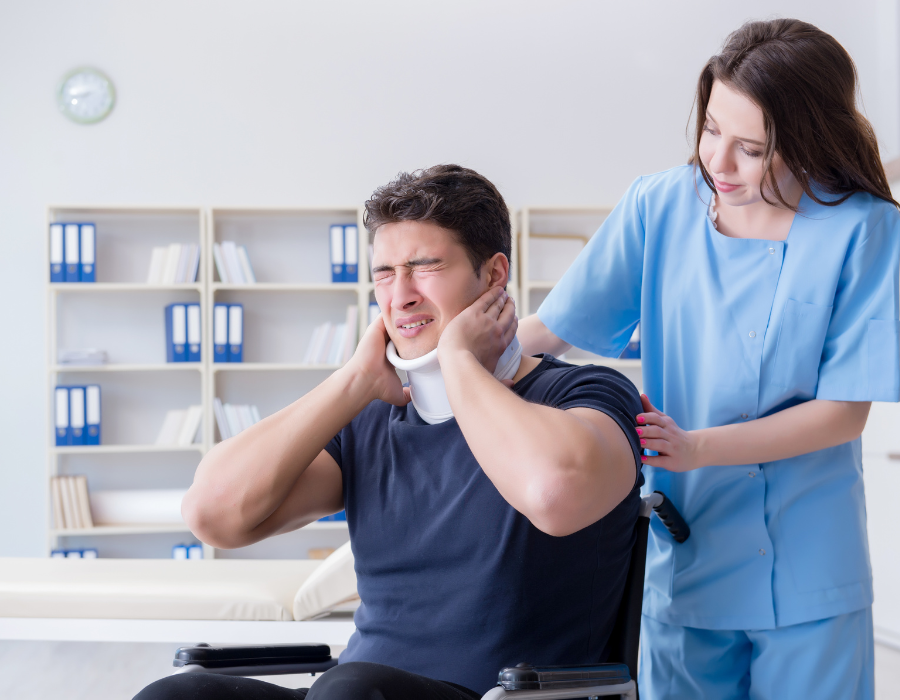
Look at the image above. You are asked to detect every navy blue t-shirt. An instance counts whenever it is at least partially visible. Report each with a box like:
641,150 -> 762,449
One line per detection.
325,355 -> 644,694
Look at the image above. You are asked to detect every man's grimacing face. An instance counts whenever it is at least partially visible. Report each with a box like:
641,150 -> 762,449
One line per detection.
371,220 -> 505,360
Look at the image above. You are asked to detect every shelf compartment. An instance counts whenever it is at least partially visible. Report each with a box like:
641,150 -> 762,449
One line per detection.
56,291 -> 203,366
211,289 -> 358,364
210,208 -> 363,286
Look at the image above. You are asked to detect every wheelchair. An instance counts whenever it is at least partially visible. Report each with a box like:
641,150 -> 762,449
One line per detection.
168,492 -> 689,700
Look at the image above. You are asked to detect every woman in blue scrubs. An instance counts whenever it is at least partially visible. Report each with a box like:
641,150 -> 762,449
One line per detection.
518,18 -> 900,699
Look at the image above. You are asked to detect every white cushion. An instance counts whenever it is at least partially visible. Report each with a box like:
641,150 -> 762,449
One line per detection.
293,541 -> 358,620
0,558 -> 320,621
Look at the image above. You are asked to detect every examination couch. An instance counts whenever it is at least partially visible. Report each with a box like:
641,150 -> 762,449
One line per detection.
0,543 -> 359,647
170,492 -> 690,700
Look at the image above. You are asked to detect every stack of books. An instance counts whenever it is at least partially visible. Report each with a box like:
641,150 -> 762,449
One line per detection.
146,243 -> 200,284
50,475 -> 94,530
49,223 -> 95,283
155,406 -> 204,446
165,303 -> 202,362
302,306 -> 358,365
172,544 -> 204,559
213,241 -> 257,284
329,224 -> 359,282
213,398 -> 261,441
54,385 -> 101,446
213,303 -> 243,362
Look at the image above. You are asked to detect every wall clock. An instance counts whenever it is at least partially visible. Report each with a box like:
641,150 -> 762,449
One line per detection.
57,67 -> 116,124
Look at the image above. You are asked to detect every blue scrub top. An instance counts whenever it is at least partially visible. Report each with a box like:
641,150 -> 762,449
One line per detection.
538,165 -> 900,630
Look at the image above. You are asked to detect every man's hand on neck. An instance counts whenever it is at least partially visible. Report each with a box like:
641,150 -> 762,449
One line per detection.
437,287 -> 520,373
340,314 -> 412,407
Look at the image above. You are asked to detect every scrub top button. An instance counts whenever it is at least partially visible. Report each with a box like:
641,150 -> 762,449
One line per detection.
749,472 -> 756,478
759,549 -> 766,556
749,331 -> 757,338
768,247 -> 775,254
741,413 -> 749,419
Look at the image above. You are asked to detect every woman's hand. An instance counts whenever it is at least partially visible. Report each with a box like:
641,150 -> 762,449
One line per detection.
342,314 -> 411,407
438,287 -> 518,374
636,394 -> 704,472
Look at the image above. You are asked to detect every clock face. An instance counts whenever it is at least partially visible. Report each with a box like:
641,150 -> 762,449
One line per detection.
57,68 -> 115,124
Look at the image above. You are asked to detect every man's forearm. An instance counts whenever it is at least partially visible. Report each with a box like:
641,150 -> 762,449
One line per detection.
183,367 -> 370,538
441,350 -> 632,535
693,399 -> 871,468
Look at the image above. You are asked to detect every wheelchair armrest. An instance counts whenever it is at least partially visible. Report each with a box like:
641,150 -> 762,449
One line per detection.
172,643 -> 338,677
482,663 -> 636,699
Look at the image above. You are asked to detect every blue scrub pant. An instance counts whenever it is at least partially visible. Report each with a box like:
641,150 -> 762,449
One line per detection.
638,608 -> 874,700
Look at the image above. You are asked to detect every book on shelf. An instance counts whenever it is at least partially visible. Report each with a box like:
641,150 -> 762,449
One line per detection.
155,406 -> 203,446
187,303 -> 202,362
80,224 -> 96,282
228,304 -> 244,361
213,241 -> 256,284
50,224 -> 64,282
301,305 -> 359,366
165,304 -> 188,362
213,398 -> 261,441
51,222 -> 96,283
50,475 -> 95,530
146,243 -> 200,284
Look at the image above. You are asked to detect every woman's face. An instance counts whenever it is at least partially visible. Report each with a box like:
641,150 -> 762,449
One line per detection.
698,80 -> 796,208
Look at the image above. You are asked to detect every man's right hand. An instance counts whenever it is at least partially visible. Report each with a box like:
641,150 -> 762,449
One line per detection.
342,314 -> 411,407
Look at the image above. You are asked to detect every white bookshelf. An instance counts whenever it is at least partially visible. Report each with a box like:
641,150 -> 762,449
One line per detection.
47,206 -> 211,559
46,205 -> 358,561
519,207 -> 641,385
204,207 -> 364,559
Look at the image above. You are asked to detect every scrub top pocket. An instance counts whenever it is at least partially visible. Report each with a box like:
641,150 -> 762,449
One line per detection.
771,299 -> 833,392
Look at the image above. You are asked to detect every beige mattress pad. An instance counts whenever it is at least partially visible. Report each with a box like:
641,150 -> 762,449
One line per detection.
0,558 -> 321,621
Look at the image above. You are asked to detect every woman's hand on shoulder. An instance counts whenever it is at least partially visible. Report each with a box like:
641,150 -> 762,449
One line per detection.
636,394 -> 704,472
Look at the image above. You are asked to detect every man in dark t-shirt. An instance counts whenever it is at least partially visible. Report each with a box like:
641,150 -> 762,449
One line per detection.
138,165 -> 643,700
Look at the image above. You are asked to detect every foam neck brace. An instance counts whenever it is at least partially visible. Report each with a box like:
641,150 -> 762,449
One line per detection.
386,336 -> 523,424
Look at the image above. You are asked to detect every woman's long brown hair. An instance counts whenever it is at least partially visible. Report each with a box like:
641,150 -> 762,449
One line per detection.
690,18 -> 899,210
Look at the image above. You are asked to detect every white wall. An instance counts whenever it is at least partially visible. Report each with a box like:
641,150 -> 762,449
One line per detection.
0,0 -> 897,556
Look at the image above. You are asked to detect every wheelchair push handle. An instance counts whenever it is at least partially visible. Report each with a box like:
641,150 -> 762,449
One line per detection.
642,491 -> 690,543
650,491 -> 691,544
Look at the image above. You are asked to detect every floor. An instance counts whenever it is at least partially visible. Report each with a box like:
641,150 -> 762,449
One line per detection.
0,641 -> 898,699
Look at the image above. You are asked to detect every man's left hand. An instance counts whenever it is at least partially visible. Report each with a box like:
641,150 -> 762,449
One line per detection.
438,287 -> 517,374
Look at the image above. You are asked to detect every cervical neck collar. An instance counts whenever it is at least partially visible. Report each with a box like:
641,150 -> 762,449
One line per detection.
386,336 -> 523,424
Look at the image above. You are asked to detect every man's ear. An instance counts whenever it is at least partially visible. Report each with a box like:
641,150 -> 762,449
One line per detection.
482,253 -> 510,289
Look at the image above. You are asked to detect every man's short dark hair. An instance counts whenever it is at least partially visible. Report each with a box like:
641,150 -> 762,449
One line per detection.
364,164 -> 511,274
